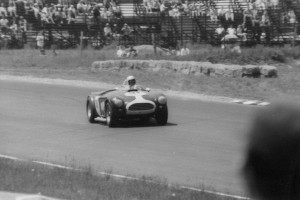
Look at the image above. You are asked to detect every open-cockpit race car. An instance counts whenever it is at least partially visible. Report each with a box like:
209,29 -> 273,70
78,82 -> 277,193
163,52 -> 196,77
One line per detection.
86,86 -> 168,127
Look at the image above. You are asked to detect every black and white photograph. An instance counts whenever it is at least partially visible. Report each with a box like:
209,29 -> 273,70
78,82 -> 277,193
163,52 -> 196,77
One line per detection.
1,0 -> 300,199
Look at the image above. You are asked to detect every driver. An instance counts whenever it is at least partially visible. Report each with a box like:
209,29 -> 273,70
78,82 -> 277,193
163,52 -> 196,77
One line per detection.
123,75 -> 137,90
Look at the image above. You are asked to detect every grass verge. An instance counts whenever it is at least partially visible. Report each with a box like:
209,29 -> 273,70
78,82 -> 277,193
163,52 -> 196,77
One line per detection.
1,45 -> 300,101
0,158 -> 239,200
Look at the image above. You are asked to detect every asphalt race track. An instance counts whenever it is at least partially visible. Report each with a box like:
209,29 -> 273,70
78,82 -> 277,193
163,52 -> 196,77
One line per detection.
0,80 -> 258,196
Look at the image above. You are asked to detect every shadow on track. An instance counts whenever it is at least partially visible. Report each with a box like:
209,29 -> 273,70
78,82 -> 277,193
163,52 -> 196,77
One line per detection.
94,118 -> 177,128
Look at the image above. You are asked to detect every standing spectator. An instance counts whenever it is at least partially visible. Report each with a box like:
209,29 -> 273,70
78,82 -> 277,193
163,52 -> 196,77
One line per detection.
36,31 -> 45,55
112,23 -> 120,40
121,23 -> 132,43
236,24 -> 247,41
254,0 -> 266,10
197,1 -> 206,16
7,1 -> 17,17
116,45 -> 125,57
180,44 -> 190,56
215,24 -> 225,44
102,7 -> 108,20
42,4 -> 49,15
40,10 -> 52,24
288,10 -> 296,24
217,6 -> 226,25
10,18 -> 18,34
0,3 -> 8,17
103,0 -> 109,9
181,1 -> 189,16
16,0 -> 25,17
143,0 -> 152,13
104,23 -> 112,40
271,0 -> 279,8
152,0 -> 160,12
93,4 -> 100,25
19,16 -> 27,31
160,2 -> 167,15
282,12 -> 289,24
0,16 -> 9,33
243,7 -> 253,30
260,10 -> 270,27
77,0 -> 87,14
53,4 -> 62,24
225,5 -> 234,24
172,5 -> 181,18
189,2 -> 198,17
67,5 -> 76,24
19,16 -> 27,43
31,3 -> 40,19
112,4 -> 122,19
168,6 -> 175,17
209,6 -> 218,22
106,7 -> 113,22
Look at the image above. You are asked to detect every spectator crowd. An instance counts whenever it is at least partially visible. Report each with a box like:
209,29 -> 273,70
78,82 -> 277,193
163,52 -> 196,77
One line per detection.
0,0 -> 129,48
0,0 -> 299,49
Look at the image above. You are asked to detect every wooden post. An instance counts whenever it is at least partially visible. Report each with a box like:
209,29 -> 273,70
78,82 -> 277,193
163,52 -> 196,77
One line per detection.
292,23 -> 297,46
80,31 -> 83,57
152,33 -> 157,56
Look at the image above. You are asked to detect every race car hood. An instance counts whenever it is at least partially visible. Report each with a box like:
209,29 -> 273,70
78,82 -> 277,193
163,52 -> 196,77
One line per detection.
105,89 -> 165,103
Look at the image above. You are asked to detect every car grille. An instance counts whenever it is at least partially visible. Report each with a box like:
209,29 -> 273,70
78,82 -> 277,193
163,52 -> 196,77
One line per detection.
128,103 -> 154,111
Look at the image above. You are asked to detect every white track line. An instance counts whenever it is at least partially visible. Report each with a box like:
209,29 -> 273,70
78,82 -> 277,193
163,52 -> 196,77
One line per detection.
98,172 -> 139,180
0,154 -> 24,161
32,161 -> 74,170
0,154 -> 251,200
258,102 -> 270,106
180,186 -> 250,200
243,100 -> 259,105
16,194 -> 56,200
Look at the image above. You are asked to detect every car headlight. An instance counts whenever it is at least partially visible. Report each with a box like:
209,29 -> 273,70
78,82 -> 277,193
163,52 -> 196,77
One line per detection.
157,96 -> 167,104
112,97 -> 123,107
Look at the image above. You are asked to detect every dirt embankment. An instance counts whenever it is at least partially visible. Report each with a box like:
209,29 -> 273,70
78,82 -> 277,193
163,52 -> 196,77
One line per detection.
92,60 -> 278,78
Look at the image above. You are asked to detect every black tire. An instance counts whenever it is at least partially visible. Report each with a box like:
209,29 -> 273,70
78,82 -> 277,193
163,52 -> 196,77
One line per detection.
106,102 -> 117,127
155,106 -> 168,126
86,97 -> 97,123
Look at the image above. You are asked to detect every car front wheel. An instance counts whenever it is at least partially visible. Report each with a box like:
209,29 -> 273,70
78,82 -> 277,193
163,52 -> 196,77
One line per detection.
106,102 -> 117,127
155,106 -> 168,126
86,98 -> 97,123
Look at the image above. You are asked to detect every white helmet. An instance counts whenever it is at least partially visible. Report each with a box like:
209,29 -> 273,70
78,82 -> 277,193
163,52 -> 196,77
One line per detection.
126,75 -> 136,86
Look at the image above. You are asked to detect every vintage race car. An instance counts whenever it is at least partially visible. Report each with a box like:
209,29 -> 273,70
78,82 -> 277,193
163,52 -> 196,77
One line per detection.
86,86 -> 168,127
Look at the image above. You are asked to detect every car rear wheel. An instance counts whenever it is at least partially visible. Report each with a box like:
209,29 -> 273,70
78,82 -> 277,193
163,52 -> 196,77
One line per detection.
106,102 -> 117,127
87,98 -> 97,123
155,106 -> 168,126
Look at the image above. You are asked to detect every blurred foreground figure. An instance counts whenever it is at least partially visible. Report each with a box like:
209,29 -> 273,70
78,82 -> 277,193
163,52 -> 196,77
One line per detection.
243,104 -> 300,200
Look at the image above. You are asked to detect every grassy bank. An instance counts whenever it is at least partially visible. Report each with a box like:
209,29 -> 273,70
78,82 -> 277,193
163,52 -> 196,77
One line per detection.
1,45 -> 300,101
0,158 -> 238,200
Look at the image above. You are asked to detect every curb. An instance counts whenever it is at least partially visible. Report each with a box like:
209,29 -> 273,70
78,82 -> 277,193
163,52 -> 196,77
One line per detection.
232,99 -> 270,106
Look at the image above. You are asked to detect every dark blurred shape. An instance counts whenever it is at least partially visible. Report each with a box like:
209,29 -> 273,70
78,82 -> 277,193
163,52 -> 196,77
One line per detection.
243,103 -> 300,200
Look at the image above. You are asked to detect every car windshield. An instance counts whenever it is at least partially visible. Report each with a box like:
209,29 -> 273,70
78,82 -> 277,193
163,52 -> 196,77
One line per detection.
119,85 -> 147,91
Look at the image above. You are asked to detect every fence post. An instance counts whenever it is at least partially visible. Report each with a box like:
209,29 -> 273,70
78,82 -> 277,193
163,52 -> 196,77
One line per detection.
80,31 -> 83,57
292,23 -> 297,46
152,33 -> 157,56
